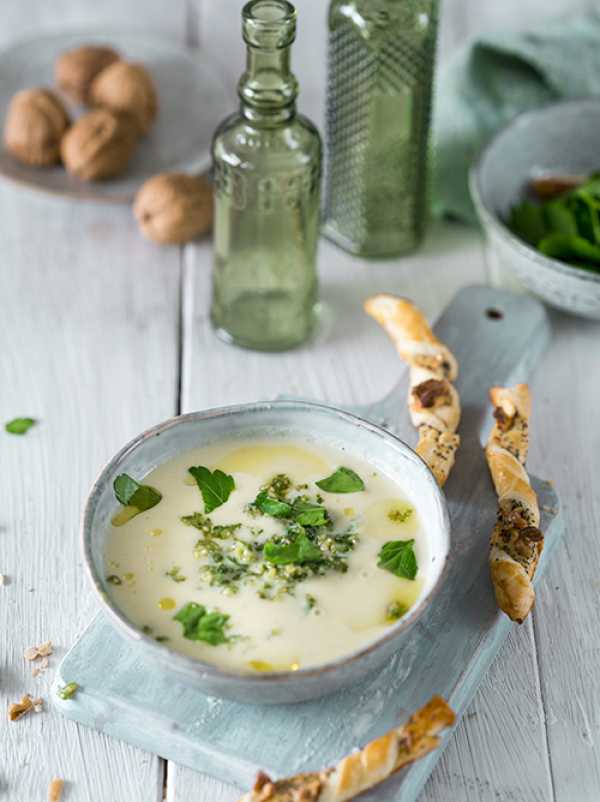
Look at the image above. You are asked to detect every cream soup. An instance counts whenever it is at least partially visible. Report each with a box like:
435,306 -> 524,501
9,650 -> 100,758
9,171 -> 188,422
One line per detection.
104,440 -> 429,672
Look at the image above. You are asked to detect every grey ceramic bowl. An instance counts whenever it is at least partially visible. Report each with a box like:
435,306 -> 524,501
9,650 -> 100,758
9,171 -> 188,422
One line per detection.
83,400 -> 450,704
470,98 -> 600,319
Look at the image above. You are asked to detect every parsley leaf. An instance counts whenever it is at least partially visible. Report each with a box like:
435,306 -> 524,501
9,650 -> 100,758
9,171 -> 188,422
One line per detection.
5,417 -> 36,435
316,467 -> 365,493
173,601 -> 229,645
377,539 -> 418,580
113,474 -> 162,512
264,531 -> 323,565
188,466 -> 235,513
255,490 -> 293,518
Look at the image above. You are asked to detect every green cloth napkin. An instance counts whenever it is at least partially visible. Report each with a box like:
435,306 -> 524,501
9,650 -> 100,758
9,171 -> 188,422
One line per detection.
433,12 -> 600,222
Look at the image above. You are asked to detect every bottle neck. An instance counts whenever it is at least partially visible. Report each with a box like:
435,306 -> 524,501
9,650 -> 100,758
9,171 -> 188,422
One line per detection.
238,44 -> 298,123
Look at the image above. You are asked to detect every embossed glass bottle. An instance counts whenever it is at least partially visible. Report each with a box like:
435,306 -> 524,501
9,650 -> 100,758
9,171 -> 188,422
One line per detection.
324,0 -> 439,257
210,0 -> 322,351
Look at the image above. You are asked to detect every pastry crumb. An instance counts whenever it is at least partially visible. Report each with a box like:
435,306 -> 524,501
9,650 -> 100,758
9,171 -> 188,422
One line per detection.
32,656 -> 50,678
48,777 -> 64,802
8,694 -> 43,721
0,574 -> 5,585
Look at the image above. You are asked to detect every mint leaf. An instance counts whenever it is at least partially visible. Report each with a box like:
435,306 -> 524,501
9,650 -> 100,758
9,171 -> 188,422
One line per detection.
292,499 -> 329,526
113,474 -> 162,512
173,602 -> 229,645
377,539 -> 418,580
255,490 -> 293,518
5,417 -> 36,435
264,531 -> 323,565
188,466 -> 235,513
316,467 -> 365,493
255,491 -> 329,526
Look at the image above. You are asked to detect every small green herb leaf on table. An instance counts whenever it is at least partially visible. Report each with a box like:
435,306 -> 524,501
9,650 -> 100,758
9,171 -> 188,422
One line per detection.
316,467 -> 365,493
5,417 -> 36,435
188,466 -> 235,513
377,539 -> 418,580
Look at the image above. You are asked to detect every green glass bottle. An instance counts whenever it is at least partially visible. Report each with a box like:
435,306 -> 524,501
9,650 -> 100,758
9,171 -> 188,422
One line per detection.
210,0 -> 322,351
324,0 -> 439,258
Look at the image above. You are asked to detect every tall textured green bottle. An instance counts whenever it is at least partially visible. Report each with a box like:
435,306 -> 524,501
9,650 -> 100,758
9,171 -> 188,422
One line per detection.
211,0 -> 322,351
324,0 -> 439,258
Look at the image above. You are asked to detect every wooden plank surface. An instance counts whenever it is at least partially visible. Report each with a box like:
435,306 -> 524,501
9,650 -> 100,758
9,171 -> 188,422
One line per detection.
0,0 -> 598,800
0,186 -> 180,799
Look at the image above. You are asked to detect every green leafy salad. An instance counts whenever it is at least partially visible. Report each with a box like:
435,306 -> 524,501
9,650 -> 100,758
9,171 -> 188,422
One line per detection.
507,174 -> 600,274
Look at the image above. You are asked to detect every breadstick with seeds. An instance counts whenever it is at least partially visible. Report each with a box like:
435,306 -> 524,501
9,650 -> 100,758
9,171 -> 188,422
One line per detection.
485,384 -> 544,623
364,295 -> 460,486
236,696 -> 455,802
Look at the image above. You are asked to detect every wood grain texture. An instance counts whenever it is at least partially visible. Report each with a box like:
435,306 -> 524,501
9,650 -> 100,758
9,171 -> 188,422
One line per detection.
530,311 -> 600,802
0,186 -> 179,800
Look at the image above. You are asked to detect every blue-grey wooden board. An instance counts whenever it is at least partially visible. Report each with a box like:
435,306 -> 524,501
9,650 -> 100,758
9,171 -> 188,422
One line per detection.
54,286 -> 564,800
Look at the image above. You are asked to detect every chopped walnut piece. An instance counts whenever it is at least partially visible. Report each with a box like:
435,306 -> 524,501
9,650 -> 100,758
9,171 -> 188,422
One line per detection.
24,640 -> 53,662
48,777 -> 64,802
32,657 -> 50,678
8,694 -> 43,720
413,379 -> 449,408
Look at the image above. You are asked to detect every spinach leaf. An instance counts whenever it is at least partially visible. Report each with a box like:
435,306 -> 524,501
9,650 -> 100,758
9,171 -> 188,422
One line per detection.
113,474 -> 162,512
508,200 -> 547,246
264,531 -> 323,565
173,601 -> 229,645
316,467 -> 365,494
377,539 -> 418,580
538,233 -> 600,264
5,417 -> 36,435
188,466 -> 235,513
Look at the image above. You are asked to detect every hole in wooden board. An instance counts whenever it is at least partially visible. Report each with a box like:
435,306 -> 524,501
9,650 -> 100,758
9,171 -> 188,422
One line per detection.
485,308 -> 504,320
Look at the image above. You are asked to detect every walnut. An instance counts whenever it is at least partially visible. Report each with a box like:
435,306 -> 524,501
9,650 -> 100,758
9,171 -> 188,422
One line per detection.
4,88 -> 70,166
55,45 -> 120,104
90,61 -> 158,135
134,173 -> 213,244
61,108 -> 138,181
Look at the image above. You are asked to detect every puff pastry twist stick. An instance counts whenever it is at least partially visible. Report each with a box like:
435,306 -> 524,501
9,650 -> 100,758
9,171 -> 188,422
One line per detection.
237,696 -> 455,802
485,384 -> 544,623
364,295 -> 460,486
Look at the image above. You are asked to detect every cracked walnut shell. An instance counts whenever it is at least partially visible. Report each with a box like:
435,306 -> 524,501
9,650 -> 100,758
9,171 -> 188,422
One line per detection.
4,88 -> 70,166
55,44 -> 120,104
61,108 -> 138,181
90,61 -> 158,136
134,173 -> 213,244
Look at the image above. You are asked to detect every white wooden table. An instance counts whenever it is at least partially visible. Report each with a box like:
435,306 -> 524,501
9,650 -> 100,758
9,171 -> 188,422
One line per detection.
1,2 -> 599,800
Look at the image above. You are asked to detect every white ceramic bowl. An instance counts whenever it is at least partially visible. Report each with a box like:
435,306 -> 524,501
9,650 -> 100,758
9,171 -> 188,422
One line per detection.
83,400 -> 450,703
470,98 -> 600,319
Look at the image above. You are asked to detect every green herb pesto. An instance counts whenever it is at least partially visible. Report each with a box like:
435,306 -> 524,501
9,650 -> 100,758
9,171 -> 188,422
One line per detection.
388,506 -> 413,524
165,565 -> 187,583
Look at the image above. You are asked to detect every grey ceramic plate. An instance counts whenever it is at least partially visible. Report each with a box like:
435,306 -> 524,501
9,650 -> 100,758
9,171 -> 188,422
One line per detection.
470,98 -> 600,319
0,30 -> 233,202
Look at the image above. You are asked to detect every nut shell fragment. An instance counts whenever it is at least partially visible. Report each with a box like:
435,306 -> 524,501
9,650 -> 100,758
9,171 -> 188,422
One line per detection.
4,88 -> 70,166
55,45 -> 120,104
91,61 -> 158,135
134,172 -> 213,244
61,108 -> 138,181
